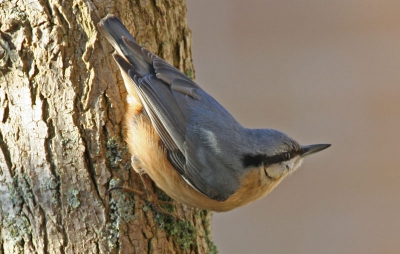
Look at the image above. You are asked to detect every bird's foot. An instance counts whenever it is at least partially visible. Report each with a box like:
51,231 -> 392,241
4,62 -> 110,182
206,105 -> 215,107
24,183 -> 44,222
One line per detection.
108,175 -> 181,221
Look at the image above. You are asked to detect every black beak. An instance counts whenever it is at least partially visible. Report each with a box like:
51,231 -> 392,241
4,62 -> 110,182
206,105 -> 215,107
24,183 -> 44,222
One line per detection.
300,144 -> 331,157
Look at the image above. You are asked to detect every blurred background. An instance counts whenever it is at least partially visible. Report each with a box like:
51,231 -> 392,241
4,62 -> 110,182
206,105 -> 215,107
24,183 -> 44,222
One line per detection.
186,1 -> 400,253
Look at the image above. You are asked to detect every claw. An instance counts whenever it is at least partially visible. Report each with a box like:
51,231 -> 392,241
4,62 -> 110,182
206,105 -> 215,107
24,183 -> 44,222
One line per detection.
108,175 -> 182,220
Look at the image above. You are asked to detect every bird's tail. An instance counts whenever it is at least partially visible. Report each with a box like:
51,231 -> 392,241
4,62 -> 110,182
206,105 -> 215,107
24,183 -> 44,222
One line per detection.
97,14 -> 154,77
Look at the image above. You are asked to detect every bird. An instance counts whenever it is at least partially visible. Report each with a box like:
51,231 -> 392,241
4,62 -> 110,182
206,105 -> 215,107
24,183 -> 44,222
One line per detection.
98,14 -> 330,212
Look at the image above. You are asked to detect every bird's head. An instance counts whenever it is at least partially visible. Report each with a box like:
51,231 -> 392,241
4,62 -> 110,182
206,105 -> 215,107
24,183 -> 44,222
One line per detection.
242,129 -> 330,180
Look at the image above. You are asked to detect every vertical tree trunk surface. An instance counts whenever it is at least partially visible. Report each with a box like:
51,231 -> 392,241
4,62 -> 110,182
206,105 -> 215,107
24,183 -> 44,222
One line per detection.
0,1 -> 216,253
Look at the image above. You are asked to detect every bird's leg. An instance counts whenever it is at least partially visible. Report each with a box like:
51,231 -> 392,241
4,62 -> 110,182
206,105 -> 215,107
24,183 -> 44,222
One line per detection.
139,173 -> 174,206
134,156 -> 175,206
138,174 -> 182,220
107,155 -> 148,199
108,174 -> 180,220
108,156 -> 180,220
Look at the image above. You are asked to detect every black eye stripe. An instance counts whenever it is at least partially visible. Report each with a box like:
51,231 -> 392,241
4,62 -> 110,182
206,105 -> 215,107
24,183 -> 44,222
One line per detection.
242,151 -> 297,168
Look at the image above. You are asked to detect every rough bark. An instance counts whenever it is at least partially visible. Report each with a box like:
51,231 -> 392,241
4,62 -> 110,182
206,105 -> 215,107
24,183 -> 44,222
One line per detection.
0,0 -> 216,253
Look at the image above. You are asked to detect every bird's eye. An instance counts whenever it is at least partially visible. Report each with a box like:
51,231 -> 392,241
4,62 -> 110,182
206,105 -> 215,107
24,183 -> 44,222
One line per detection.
283,152 -> 291,160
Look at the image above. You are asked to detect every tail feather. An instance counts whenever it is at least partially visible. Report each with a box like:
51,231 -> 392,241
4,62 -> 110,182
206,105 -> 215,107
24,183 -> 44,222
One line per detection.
98,14 -> 154,76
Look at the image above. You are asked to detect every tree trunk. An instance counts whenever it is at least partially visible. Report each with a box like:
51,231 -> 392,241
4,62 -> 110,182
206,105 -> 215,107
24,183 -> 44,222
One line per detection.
0,1 -> 216,253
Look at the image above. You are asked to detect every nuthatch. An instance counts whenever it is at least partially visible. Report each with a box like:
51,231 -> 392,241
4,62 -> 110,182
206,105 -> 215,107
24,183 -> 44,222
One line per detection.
98,15 -> 330,212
